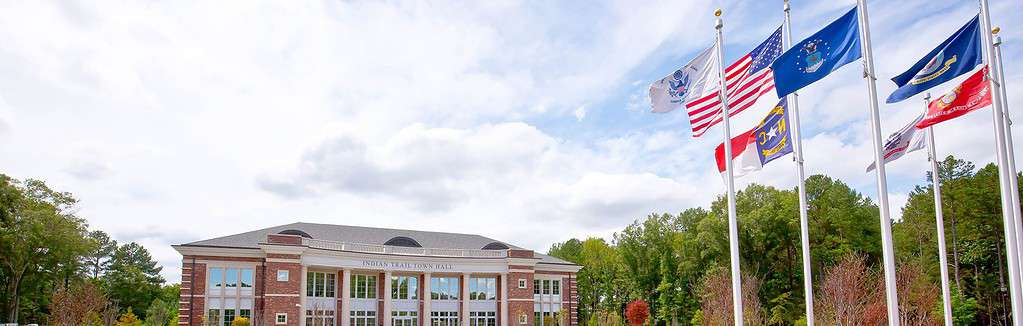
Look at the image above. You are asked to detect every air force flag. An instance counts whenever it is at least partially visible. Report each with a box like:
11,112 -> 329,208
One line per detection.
772,7 -> 862,98
886,16 -> 982,103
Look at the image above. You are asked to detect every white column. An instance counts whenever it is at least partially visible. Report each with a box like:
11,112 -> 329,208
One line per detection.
423,273 -> 432,326
301,266 -> 309,326
384,271 -> 393,326
500,273 -> 509,326
342,269 -> 352,326
462,273 -> 471,326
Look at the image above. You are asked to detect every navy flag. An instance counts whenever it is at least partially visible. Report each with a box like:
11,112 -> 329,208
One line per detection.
885,16 -> 982,103
772,7 -> 862,98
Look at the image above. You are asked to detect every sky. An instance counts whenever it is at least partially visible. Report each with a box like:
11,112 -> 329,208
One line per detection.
1,0 -> 1022,284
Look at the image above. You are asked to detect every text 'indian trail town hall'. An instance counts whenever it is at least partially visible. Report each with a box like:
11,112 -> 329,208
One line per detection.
172,223 -> 581,326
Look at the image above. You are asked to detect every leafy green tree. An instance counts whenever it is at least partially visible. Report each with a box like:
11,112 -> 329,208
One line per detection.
85,230 -> 119,279
0,175 -> 93,323
106,242 -> 165,320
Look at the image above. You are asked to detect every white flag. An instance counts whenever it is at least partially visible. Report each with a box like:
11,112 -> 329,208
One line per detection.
649,44 -> 721,113
866,114 -> 928,172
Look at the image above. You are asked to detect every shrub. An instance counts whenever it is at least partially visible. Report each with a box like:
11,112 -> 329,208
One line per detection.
116,308 -> 143,326
232,317 -> 251,326
625,300 -> 650,326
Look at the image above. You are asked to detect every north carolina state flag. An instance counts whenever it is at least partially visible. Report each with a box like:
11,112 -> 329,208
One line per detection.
917,66 -> 992,129
715,129 -> 761,178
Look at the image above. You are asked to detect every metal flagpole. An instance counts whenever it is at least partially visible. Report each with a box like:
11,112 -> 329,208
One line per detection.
992,28 -> 1023,275
924,93 -> 953,326
713,9 -> 744,326
853,1 -> 900,324
782,1 -> 814,324
978,0 -> 1023,323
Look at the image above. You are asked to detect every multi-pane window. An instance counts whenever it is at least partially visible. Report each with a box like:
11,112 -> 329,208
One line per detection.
350,274 -> 378,299
430,277 -> 459,300
349,311 -> 377,326
223,309 -> 236,326
306,310 -> 336,326
206,267 -> 256,326
430,311 -> 459,326
391,276 -> 418,300
542,280 -> 550,295
276,313 -> 288,325
392,311 -> 418,326
552,280 -> 560,295
307,272 -> 337,297
468,312 -> 496,326
533,280 -> 540,295
468,277 -> 496,301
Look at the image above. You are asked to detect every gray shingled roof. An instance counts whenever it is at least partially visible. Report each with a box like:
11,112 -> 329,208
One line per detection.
181,222 -> 575,265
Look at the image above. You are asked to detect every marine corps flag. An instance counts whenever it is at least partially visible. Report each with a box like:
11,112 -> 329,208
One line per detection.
715,99 -> 794,178
917,66 -> 993,129
886,16 -> 983,103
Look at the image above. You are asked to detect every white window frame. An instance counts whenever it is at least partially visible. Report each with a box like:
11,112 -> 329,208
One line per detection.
517,279 -> 526,289
518,314 -> 527,325
350,274 -> 378,299
430,277 -> 460,300
307,271 -> 337,298
276,313 -> 288,325
278,270 -> 290,282
391,275 -> 419,300
205,263 -> 257,326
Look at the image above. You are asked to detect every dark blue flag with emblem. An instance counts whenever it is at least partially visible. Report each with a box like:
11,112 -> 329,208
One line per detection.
885,15 -> 982,103
772,7 -> 862,98
754,98 -> 794,165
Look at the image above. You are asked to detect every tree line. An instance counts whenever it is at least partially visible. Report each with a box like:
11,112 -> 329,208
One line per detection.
548,156 -> 1020,325
0,174 -> 178,325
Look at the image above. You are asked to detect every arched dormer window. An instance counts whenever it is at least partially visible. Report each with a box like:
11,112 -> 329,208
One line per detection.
384,236 -> 422,247
278,229 -> 313,238
481,242 -> 509,250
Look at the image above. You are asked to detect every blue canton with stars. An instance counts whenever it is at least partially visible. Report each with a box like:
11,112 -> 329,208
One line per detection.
748,26 -> 784,73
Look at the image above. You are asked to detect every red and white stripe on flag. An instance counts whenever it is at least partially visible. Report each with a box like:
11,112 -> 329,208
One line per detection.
714,128 -> 763,178
686,26 -> 783,138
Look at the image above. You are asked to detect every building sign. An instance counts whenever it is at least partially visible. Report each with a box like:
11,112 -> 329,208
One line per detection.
361,260 -> 454,271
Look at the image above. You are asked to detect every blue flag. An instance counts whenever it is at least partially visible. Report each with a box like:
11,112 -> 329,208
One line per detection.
885,16 -> 982,103
754,98 -> 793,165
772,8 -> 862,98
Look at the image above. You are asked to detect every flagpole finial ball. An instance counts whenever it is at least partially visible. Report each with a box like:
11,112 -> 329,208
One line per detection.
993,27 -> 1001,35
714,9 -> 722,17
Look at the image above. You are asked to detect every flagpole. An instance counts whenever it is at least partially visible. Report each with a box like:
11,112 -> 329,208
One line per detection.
714,9 -> 745,326
992,28 -> 1023,275
924,93 -> 953,326
782,1 -> 815,325
853,1 -> 900,324
978,0 -> 1023,323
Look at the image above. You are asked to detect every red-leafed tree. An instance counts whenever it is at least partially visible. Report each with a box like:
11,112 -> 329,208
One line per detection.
625,300 -> 649,326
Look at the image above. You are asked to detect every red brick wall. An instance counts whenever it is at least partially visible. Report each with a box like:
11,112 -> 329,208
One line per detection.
179,257 -> 207,326
507,272 -> 533,299
562,276 -> 576,326
509,301 -> 533,326
263,261 -> 302,326
268,234 -> 304,245
507,250 -> 534,259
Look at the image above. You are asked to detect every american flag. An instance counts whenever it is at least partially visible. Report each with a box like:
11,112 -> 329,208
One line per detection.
686,26 -> 784,138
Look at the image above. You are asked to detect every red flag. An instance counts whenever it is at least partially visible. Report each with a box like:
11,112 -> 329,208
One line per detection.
714,129 -> 759,177
917,66 -> 993,129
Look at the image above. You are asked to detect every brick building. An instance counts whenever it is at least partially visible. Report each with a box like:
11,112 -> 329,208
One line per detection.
173,223 -> 580,326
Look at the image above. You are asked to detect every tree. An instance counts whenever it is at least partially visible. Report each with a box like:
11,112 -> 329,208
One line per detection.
48,281 -> 109,326
85,230 -> 119,279
145,298 -> 171,326
115,308 -> 143,326
0,175 -> 94,323
105,242 -> 165,320
625,300 -> 649,326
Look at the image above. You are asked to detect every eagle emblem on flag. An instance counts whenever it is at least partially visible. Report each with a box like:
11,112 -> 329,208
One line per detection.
669,70 -> 690,101
801,40 -> 825,73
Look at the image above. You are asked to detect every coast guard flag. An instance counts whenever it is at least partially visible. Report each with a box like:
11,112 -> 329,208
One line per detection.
715,98 -> 794,178
886,16 -> 983,103
772,8 -> 862,98
917,66 -> 993,128
650,45 -> 721,113
866,114 -> 928,172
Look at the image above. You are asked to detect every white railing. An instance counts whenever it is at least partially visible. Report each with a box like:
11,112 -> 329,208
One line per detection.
302,238 -> 507,258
